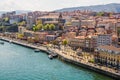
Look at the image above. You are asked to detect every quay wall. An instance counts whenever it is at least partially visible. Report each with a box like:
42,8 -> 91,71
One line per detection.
58,55 -> 120,80
0,38 -> 49,54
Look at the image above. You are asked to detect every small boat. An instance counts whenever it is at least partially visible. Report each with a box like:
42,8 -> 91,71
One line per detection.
48,55 -> 53,59
0,42 -> 4,45
34,49 -> 40,52
51,53 -> 58,58
9,40 -> 12,43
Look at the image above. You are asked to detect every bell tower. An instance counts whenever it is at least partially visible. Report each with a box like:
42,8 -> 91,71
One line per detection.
58,13 -> 64,30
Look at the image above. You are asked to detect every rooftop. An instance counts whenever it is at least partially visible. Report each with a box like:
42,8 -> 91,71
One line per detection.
97,45 -> 120,54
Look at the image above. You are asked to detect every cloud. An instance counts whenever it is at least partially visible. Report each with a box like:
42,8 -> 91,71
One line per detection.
0,0 -> 119,11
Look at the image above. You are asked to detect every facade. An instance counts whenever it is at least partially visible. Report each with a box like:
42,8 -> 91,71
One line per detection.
69,36 -> 85,48
81,20 -> 96,28
97,34 -> 112,46
97,21 -> 110,30
71,20 -> 80,28
79,29 -> 87,36
34,32 -> 48,43
62,32 -> 76,39
96,26 -> 106,34
26,16 -> 35,29
94,45 -> 120,70
23,30 -> 34,39
46,35 -> 56,42
69,36 -> 97,52
84,37 -> 97,52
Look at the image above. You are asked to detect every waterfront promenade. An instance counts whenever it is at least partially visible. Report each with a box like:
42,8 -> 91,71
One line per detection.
0,36 -> 120,79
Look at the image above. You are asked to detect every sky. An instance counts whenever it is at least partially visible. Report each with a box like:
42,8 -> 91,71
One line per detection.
0,0 -> 120,11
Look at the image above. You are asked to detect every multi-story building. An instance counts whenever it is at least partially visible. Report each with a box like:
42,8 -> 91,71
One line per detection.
69,36 -> 85,49
84,36 -> 97,52
69,36 -> 97,52
45,35 -> 56,42
34,32 -> 48,43
97,34 -> 112,46
81,19 -> 96,28
26,16 -> 35,29
94,45 -> 120,69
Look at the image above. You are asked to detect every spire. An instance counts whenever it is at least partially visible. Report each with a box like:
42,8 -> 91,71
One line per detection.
59,12 -> 62,19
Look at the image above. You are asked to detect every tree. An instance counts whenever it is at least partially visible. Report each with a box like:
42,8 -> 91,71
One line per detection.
88,59 -> 95,63
18,21 -> 26,26
44,24 -> 49,30
36,24 -> 43,30
97,12 -> 104,16
17,33 -> 24,39
32,23 -> 43,31
52,40 -> 58,45
118,29 -> 120,36
109,12 -> 113,17
33,25 -> 37,32
4,17 -> 9,22
118,29 -> 120,34
2,26 -> 7,32
62,39 -> 68,46
49,24 -> 55,30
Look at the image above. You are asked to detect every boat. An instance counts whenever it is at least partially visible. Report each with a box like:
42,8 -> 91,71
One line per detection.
48,55 -> 53,59
34,49 -> 40,52
51,53 -> 58,58
0,42 -> 4,45
9,40 -> 12,43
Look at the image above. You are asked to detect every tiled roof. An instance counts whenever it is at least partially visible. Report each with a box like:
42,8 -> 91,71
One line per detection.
98,45 -> 120,54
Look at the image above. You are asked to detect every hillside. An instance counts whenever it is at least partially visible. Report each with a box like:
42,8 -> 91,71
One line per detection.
56,3 -> 120,13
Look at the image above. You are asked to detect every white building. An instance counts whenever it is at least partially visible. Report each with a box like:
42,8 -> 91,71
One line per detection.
26,16 -> 35,29
97,34 -> 112,46
18,26 -> 26,34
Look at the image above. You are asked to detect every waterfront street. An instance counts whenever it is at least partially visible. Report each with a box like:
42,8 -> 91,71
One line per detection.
50,46 -> 120,76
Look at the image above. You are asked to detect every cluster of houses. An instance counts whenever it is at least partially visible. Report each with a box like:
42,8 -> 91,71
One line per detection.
1,10 -> 120,69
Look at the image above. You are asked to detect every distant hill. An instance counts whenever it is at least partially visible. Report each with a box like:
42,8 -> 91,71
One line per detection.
15,10 -> 31,14
55,3 -> 120,13
0,10 -> 31,16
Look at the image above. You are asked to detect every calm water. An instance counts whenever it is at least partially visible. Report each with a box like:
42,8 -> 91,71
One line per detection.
0,40 -> 113,80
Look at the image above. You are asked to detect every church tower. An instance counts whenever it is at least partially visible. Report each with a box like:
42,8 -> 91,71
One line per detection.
58,13 -> 64,30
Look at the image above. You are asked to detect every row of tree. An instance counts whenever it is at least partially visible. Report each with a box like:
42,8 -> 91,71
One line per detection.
33,23 -> 56,31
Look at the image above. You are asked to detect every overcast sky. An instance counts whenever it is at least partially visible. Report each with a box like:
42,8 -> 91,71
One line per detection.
0,0 -> 120,11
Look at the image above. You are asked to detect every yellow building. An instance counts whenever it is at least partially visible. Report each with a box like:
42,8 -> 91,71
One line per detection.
94,45 -> 120,69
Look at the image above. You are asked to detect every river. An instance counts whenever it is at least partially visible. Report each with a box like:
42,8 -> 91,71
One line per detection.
0,40 -> 113,80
